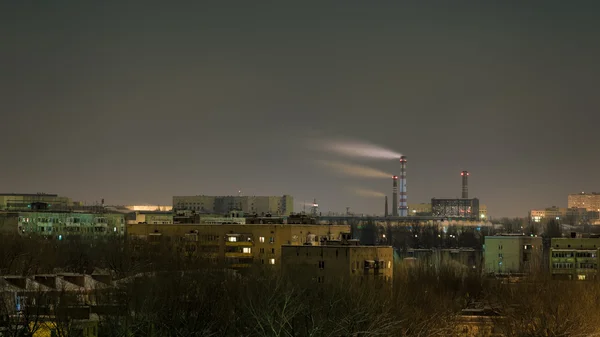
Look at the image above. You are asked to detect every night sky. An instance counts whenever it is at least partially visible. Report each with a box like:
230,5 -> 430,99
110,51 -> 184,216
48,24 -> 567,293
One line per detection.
2,2 -> 599,217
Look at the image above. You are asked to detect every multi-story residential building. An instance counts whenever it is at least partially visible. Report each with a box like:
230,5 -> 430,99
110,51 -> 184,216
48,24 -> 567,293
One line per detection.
127,223 -> 350,268
550,236 -> 600,280
12,211 -> 125,237
568,192 -> 600,212
281,242 -> 393,284
484,235 -> 542,274
173,195 -> 294,216
0,193 -> 76,211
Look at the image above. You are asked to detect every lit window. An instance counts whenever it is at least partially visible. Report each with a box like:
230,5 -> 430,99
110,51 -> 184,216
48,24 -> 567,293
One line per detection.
228,236 -> 237,242
242,247 -> 251,254
259,236 -> 265,243
269,258 -> 275,265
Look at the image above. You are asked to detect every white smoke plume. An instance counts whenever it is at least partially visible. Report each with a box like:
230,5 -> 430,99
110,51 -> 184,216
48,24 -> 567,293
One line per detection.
322,139 -> 402,159
317,160 -> 392,179
350,188 -> 386,198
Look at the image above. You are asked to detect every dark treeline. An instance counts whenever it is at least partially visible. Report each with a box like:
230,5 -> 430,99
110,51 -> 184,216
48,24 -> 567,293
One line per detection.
357,222 -> 492,250
3,234 -> 600,336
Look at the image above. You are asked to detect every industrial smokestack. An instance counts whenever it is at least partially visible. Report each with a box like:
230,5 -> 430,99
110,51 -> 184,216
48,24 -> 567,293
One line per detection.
392,176 -> 398,217
461,171 -> 469,198
384,195 -> 389,217
399,156 -> 408,216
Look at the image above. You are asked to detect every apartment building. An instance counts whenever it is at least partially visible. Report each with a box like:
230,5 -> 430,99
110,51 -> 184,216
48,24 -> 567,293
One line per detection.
13,211 -> 125,237
484,235 -> 542,274
568,192 -> 600,212
550,236 -> 600,280
127,223 -> 350,268
281,242 -> 393,284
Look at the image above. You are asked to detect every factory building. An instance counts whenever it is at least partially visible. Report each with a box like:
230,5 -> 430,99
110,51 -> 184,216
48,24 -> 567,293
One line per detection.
127,223 -> 350,268
484,235 -> 542,275
281,242 -> 393,284
431,198 -> 480,220
430,171 -> 482,220
0,193 -> 77,211
173,195 -> 294,216
568,192 -> 600,212
3,211 -> 126,237
550,236 -> 600,280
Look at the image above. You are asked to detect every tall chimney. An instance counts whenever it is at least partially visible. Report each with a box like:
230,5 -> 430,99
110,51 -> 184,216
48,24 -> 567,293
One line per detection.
384,195 -> 389,217
399,156 -> 408,216
392,176 -> 398,217
461,171 -> 469,198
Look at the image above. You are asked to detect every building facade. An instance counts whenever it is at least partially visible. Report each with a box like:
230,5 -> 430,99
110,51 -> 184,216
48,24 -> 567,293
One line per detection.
568,192 -> 600,212
0,193 -> 75,211
125,211 -> 174,225
431,198 -> 480,220
550,237 -> 600,280
173,195 -> 294,216
281,244 -> 393,284
13,211 -> 125,237
484,235 -> 542,274
127,223 -> 350,268
529,206 -> 600,225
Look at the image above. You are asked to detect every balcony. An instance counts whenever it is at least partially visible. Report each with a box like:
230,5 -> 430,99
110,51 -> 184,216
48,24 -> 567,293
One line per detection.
225,252 -> 253,258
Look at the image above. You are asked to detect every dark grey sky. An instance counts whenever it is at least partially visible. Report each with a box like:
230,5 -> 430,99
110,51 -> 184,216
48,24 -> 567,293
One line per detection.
2,1 -> 599,217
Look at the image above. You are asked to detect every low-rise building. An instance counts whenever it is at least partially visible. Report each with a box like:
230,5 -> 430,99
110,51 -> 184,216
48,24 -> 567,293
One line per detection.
13,211 -> 125,237
127,223 -> 350,268
281,242 -> 393,284
0,193 -> 76,211
484,235 -> 542,274
550,236 -> 600,280
125,211 -> 174,225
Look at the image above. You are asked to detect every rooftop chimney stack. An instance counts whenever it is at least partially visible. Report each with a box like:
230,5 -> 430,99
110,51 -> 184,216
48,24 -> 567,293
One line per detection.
384,195 -> 389,217
392,176 -> 399,217
399,156 -> 408,216
461,171 -> 469,199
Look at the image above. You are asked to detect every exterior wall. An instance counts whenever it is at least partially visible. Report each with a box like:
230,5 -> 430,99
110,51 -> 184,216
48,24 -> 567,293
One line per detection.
127,223 -> 350,268
0,194 -> 74,211
17,211 -> 125,237
484,236 -> 542,274
568,192 -> 600,212
126,212 -> 173,225
173,195 -> 294,215
281,245 -> 393,284
550,238 -> 600,280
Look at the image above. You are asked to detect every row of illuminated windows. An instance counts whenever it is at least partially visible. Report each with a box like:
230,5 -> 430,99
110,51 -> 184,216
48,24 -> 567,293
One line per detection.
19,217 -> 122,224
552,252 -> 597,258
227,236 -> 274,243
553,262 -> 597,269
